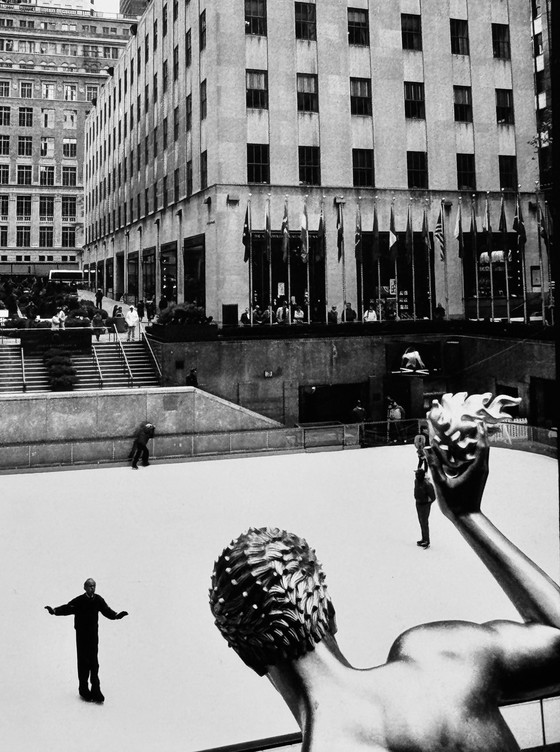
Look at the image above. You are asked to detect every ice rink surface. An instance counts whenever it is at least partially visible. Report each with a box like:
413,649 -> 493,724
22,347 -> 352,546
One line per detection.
1,446 -> 558,752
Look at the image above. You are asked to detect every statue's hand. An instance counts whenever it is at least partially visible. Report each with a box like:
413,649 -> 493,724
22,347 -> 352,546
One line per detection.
44,606 -> 54,615
425,423 -> 489,519
116,611 -> 128,619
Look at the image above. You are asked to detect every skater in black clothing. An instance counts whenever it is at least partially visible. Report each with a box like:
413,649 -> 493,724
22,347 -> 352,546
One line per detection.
130,421 -> 156,469
414,468 -> 435,548
45,578 -> 128,702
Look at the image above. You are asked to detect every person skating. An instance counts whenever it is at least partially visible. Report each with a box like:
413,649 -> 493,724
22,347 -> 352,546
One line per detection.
45,578 -> 128,703
130,421 -> 156,469
414,467 -> 435,548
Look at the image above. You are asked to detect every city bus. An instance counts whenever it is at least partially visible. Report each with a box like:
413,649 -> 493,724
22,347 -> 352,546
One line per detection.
48,269 -> 85,285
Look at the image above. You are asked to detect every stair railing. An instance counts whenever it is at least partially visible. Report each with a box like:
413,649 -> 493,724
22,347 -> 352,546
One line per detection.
20,346 -> 27,392
139,321 -> 162,384
92,345 -> 104,389
112,323 -> 134,387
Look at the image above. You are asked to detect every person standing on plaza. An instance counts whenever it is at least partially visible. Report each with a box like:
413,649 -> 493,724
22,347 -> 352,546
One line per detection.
44,578 -> 128,703
342,301 -> 357,322
137,299 -> 145,321
414,467 -> 435,548
125,305 -> 139,341
130,421 -> 156,469
95,288 -> 104,309
363,304 -> 378,322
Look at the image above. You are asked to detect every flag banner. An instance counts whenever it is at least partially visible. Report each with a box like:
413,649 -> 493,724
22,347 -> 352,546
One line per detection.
539,205 -> 549,249
405,204 -> 413,261
389,204 -> 398,261
300,201 -> 309,263
337,203 -> 344,262
265,199 -> 272,262
355,203 -> 363,261
421,207 -> 431,255
434,206 -> 445,261
316,209 -> 326,261
498,195 -> 508,252
242,205 -> 251,262
454,202 -> 464,258
372,201 -> 380,260
470,200 -> 478,257
513,195 -> 526,252
281,199 -> 290,263
483,195 -> 493,253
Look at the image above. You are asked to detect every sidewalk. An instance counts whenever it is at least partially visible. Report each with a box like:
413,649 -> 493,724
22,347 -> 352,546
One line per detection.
78,289 -> 149,343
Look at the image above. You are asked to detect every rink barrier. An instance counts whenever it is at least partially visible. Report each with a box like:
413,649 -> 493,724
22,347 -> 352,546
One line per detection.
0,420 -> 555,471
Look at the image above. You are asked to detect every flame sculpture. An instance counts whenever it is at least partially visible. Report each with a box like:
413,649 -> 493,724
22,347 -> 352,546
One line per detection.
426,392 -> 522,471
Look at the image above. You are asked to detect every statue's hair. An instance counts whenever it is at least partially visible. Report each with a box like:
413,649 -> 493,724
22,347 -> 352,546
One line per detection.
209,527 -> 336,676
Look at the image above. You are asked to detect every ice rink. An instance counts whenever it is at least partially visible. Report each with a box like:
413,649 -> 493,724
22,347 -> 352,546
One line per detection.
1,445 -> 558,752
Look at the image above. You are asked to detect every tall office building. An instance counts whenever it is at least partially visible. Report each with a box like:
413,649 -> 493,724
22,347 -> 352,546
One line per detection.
119,0 -> 150,20
0,2 -> 133,279
84,0 -> 550,323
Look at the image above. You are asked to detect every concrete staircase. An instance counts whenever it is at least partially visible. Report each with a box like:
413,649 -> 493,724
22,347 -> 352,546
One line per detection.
23,353 -> 51,393
0,344 -> 24,394
84,341 -> 160,389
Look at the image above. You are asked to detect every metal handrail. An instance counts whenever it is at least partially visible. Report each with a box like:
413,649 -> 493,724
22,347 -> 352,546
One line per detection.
112,323 -> 134,387
92,345 -> 103,389
139,321 -> 162,383
20,346 -> 26,393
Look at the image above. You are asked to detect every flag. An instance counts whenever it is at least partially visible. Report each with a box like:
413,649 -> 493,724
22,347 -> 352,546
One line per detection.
372,201 -> 380,261
337,203 -> 344,262
281,199 -> 290,263
355,203 -> 362,261
316,208 -> 326,261
405,204 -> 413,261
421,207 -> 431,256
513,195 -> 526,252
470,199 -> 478,259
389,204 -> 398,261
483,194 -> 493,254
539,204 -> 549,249
498,194 -> 508,253
454,201 -> 464,258
265,199 -> 271,262
300,201 -> 309,263
434,205 -> 445,261
242,204 -> 251,262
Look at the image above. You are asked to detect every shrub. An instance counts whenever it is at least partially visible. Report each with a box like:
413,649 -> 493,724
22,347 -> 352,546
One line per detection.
43,348 -> 77,392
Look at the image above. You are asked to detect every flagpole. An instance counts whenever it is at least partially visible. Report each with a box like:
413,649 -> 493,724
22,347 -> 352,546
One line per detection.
304,195 -> 310,323
374,196 -> 382,321
392,196 -> 399,320
518,188 -> 528,324
357,196 -> 363,319
456,196 -> 465,317
248,195 -> 253,326
410,198 -> 416,320
442,199 -> 449,316
426,199 -> 433,320
544,200 -> 554,324
267,193 -> 272,325
286,196 -> 292,324
341,200 -> 346,316
500,190 -> 511,323
485,192 -> 495,322
472,194 -> 480,320
321,196 -> 328,324
535,183 -> 545,323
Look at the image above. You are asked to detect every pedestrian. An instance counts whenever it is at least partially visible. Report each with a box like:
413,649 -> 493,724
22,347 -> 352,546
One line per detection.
414,425 -> 428,471
137,299 -> 145,321
387,398 -> 405,443
352,400 -> 366,423
240,307 -> 251,326
327,305 -> 338,324
146,297 -> 156,322
363,304 -> 378,322
125,305 -> 139,341
342,302 -> 357,322
185,367 -> 198,387
158,295 -> 168,314
91,310 -> 104,342
44,578 -> 128,703
414,467 -> 435,548
130,421 -> 156,469
293,304 -> 305,324
95,288 -> 103,309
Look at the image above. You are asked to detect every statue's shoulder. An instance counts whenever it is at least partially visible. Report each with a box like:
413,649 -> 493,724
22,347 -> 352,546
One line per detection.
387,620 -> 494,665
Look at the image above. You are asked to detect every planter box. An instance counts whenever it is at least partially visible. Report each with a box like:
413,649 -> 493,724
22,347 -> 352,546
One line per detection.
146,323 -> 219,342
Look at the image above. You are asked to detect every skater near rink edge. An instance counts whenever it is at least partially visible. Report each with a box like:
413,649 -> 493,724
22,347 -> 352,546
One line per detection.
210,423 -> 560,752
45,578 -> 128,703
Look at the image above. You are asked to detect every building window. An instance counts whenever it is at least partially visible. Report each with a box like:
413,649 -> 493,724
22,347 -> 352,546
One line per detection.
454,86 -> 473,122
295,3 -> 316,41
200,151 -> 207,189
0,165 -> 8,184
42,82 -> 55,99
352,148 -> 375,187
64,84 -> 77,101
297,73 -> 318,112
186,29 -> 192,67
20,81 -> 32,98
62,166 -> 77,186
499,155 -> 518,191
16,226 -> 31,247
153,126 -> 158,155
40,196 -> 54,219
0,227 -> 7,247
63,138 -> 77,158
0,105 -> 9,125
62,196 -> 76,220
19,107 -> 33,127
39,226 -> 53,247
17,166 -> 32,185
86,85 -> 98,101
186,94 -> 192,131
350,77 -> 372,116
0,194 -> 7,217
63,110 -> 77,129
153,73 -> 158,102
41,137 -> 54,157
246,69 -> 268,109
173,45 -> 179,80
200,80 -> 207,120
450,19 -> 469,55
402,14 -> 422,51
16,195 -> 31,219
456,153 -> 476,190
162,5 -> 168,36
153,18 -> 158,49
145,34 -> 150,62
174,168 -> 180,202
186,160 -> 192,196
0,81 -> 10,97
298,146 -> 320,185
173,0 -> 178,22
348,8 -> 369,46
174,106 -> 179,141
199,10 -> 206,50
247,143 -> 269,183
496,89 -> 514,124
407,151 -> 428,189
245,0 -> 267,36
163,118 -> 168,150
40,165 -> 55,186
404,82 -> 425,119
0,134 -> 8,155
492,24 -> 511,60
162,61 -> 168,93
533,32 -> 543,56
62,227 -> 76,248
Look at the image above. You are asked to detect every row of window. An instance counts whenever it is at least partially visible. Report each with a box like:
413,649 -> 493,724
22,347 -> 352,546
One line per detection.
0,38 -> 121,60
0,135 -> 77,158
0,79 -> 98,101
0,194 -> 76,218
0,17 -> 125,35
0,105 -> 77,129
245,2 -> 512,60
0,254 -> 77,263
0,164 -> 77,186
0,226 -> 76,248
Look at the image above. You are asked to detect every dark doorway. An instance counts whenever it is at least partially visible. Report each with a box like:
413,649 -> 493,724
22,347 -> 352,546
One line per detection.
529,377 -> 557,428
184,234 -> 205,309
299,383 -> 367,423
